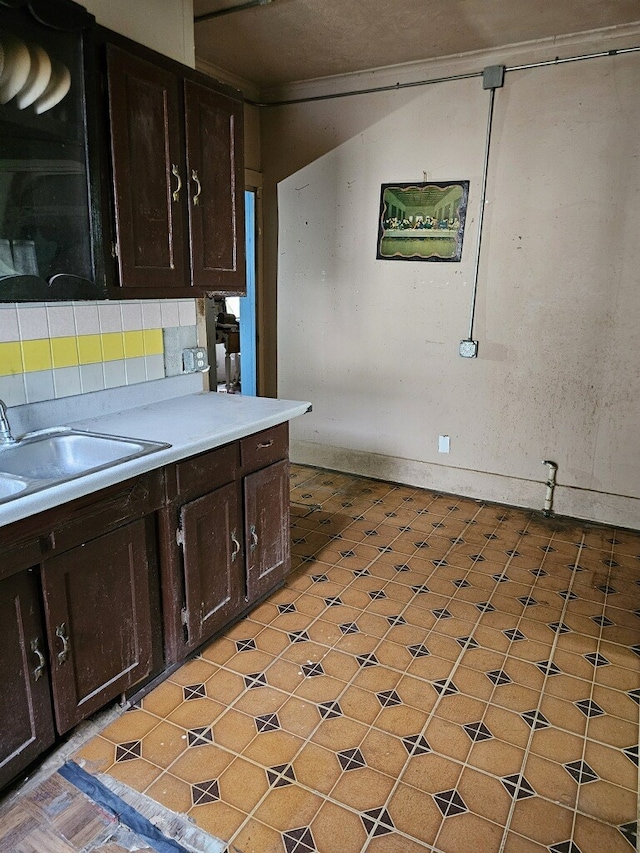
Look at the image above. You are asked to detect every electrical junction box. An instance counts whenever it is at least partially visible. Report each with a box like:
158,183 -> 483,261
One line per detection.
483,65 -> 505,90
182,347 -> 210,373
459,339 -> 478,358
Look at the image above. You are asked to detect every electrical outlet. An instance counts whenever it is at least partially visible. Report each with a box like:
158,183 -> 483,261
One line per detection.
438,435 -> 450,453
459,339 -> 478,358
182,347 -> 210,373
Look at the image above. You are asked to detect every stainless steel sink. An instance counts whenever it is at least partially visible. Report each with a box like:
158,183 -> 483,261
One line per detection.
0,472 -> 30,501
0,428 -> 170,506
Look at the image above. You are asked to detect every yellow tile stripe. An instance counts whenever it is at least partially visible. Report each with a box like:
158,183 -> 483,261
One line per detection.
0,342 -> 23,375
143,328 -> 163,355
23,339 -> 52,372
0,330 -> 164,376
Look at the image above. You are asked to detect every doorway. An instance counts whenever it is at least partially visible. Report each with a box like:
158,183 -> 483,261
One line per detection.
205,188 -> 257,395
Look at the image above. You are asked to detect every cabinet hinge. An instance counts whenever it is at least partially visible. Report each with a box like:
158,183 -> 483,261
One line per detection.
180,606 -> 189,627
111,241 -> 119,259
176,525 -> 184,548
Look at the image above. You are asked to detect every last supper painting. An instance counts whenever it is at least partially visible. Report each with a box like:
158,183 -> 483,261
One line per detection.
377,181 -> 469,262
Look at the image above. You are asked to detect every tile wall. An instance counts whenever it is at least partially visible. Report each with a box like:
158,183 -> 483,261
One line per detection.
0,300 -> 199,406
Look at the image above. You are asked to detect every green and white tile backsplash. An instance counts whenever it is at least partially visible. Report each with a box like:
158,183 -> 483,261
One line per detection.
0,300 -> 198,406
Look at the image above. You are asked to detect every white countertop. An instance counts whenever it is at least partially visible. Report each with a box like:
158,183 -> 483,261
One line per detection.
0,388 -> 311,528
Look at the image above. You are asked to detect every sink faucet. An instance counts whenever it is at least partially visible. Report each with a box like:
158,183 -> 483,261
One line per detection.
0,399 -> 16,445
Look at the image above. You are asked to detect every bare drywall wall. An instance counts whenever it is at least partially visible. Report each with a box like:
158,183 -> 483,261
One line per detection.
83,0 -> 195,67
269,44 -> 640,529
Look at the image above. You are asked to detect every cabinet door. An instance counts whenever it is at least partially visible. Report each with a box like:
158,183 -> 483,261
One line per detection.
185,81 -> 245,293
0,571 -> 55,789
41,520 -> 154,734
244,459 -> 290,603
181,482 -> 244,651
107,46 -> 188,291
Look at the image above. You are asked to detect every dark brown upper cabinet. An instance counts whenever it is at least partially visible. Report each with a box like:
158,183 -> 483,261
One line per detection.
106,47 -> 186,292
105,44 -> 245,298
0,3 -> 245,301
0,0 -> 107,302
185,80 -> 245,294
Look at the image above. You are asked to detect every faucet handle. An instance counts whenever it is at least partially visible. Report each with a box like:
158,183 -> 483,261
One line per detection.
0,398 -> 16,444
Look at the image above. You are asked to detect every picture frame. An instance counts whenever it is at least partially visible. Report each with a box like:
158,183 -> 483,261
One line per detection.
376,180 -> 469,262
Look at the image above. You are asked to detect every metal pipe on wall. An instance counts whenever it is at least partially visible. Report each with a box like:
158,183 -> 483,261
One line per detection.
252,45 -> 640,108
468,85 -> 496,341
542,460 -> 558,516
460,84 -> 495,358
195,0 -> 272,24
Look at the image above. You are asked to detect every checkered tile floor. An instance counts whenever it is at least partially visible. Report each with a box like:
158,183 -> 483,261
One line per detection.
74,465 -> 640,853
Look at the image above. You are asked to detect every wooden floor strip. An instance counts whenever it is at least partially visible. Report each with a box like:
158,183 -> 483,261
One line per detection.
0,767 -> 224,853
60,762 -> 225,853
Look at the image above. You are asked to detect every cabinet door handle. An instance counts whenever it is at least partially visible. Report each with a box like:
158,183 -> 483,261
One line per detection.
30,638 -> 46,681
171,164 -> 182,202
257,439 -> 274,449
250,524 -> 259,552
231,530 -> 240,562
191,169 -> 202,206
55,622 -> 70,665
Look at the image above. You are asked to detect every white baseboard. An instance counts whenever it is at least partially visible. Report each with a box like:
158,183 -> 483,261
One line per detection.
291,441 -> 640,532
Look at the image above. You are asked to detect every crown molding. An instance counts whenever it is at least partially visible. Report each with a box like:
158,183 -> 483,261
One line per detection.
257,21 -> 640,105
195,57 -> 261,101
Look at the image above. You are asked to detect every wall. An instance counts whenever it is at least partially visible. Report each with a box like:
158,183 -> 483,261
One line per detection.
0,0 -> 198,410
84,0 -> 195,67
267,29 -> 640,529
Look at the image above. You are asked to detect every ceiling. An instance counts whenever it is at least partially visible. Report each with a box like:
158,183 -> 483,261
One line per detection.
193,0 -> 640,91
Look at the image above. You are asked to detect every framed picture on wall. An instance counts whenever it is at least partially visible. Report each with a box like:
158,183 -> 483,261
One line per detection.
376,181 -> 469,262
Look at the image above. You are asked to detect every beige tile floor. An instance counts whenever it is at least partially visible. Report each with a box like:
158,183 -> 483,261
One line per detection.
74,465 -> 639,852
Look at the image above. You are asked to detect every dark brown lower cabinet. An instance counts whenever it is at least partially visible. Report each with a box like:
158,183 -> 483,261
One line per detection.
244,459 -> 290,602
162,424 -> 292,664
0,570 -> 55,789
180,481 -> 244,652
178,459 -> 290,652
41,519 -> 155,734
0,425 -> 293,790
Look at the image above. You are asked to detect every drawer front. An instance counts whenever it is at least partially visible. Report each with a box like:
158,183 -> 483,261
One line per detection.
0,470 -> 164,564
175,442 -> 238,501
240,423 -> 288,474
49,470 -> 164,554
0,537 -> 44,580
